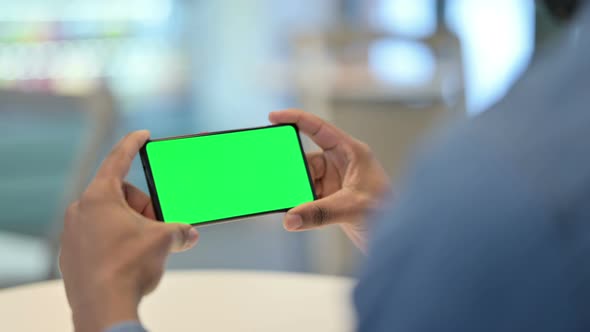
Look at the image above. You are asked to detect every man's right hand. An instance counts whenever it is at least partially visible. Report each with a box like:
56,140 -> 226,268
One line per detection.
269,110 -> 390,252
60,131 -> 199,332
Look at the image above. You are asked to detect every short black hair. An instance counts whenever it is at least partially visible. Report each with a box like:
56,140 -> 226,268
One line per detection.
541,0 -> 581,21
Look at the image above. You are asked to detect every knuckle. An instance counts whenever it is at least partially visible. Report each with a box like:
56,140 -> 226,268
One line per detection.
113,144 -> 133,163
64,201 -> 79,220
151,226 -> 173,246
105,177 -> 122,191
122,132 -> 134,141
80,190 -> 103,207
80,178 -> 120,205
112,144 -> 126,157
310,205 -> 329,227
311,154 -> 324,167
356,191 -> 375,210
355,141 -> 373,156
79,189 -> 98,206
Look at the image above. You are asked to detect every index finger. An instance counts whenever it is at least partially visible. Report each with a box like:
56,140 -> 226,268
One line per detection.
96,130 -> 150,180
269,109 -> 352,150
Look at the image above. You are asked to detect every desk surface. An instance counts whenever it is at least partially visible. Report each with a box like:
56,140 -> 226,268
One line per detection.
0,270 -> 356,331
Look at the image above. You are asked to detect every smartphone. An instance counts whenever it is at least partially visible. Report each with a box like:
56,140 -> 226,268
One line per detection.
140,124 -> 315,226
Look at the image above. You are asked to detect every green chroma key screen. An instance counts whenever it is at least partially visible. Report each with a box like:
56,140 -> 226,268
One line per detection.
141,125 -> 315,225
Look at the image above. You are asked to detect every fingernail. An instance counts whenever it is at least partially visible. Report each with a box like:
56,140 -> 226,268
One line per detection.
284,214 -> 303,231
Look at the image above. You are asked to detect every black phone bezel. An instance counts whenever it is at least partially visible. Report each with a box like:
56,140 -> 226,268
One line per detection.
139,123 -> 316,227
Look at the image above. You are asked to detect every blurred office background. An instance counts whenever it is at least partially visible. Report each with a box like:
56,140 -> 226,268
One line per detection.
0,0 -> 566,287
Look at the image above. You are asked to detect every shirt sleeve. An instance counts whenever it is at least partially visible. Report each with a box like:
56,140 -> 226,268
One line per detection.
104,321 -> 147,332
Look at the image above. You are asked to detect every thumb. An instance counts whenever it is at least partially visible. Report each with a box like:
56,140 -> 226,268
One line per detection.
157,223 -> 200,252
283,189 -> 359,231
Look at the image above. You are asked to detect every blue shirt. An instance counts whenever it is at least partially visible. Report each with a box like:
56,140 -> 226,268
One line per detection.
355,6 -> 590,332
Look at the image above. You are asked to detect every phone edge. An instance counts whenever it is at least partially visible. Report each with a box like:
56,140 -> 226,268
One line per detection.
139,123 -> 316,226
140,142 -> 165,222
